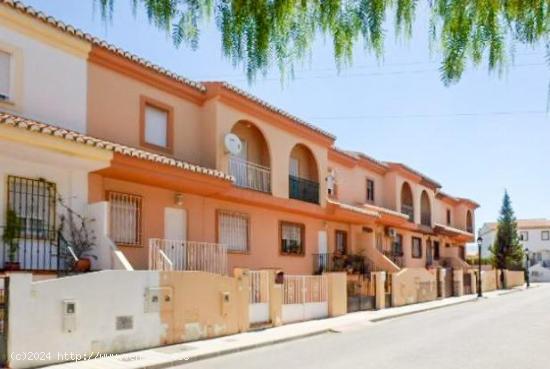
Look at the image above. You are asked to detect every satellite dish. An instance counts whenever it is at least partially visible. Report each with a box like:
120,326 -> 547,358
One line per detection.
224,133 -> 242,155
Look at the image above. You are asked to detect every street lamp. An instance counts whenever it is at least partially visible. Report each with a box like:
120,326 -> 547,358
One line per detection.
525,248 -> 530,288
477,236 -> 483,298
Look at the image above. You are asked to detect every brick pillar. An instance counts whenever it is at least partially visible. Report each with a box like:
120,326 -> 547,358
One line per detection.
373,271 -> 386,310
326,272 -> 347,317
453,269 -> 464,297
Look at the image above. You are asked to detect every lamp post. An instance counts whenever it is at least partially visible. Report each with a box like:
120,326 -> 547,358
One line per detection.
525,248 -> 530,288
477,236 -> 483,298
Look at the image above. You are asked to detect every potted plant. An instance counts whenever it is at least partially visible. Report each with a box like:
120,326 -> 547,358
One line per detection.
58,197 -> 97,272
2,209 -> 22,271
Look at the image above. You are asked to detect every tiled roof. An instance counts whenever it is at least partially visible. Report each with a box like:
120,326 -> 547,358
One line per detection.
362,203 -> 409,219
340,149 -> 388,169
482,219 -> 550,231
327,199 -> 380,218
437,191 -> 480,208
0,0 -> 206,93
385,162 -> 442,189
0,112 -> 233,181
208,82 -> 336,140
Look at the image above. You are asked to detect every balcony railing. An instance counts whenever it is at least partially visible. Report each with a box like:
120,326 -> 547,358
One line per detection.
382,250 -> 404,268
401,204 -> 414,222
0,226 -> 77,274
313,253 -> 385,275
149,238 -> 228,275
229,156 -> 271,193
289,175 -> 319,204
421,213 -> 432,227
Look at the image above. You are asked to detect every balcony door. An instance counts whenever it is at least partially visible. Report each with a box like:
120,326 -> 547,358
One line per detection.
164,208 -> 187,241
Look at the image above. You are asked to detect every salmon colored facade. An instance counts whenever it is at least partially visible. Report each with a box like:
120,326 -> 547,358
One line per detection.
84,41 -> 478,274
0,1 -> 479,275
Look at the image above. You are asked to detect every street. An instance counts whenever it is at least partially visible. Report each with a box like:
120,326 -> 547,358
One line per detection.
181,285 -> 550,369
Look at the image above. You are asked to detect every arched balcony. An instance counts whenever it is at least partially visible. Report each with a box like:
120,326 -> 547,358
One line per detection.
228,121 -> 271,193
289,144 -> 319,204
466,210 -> 474,233
420,190 -> 432,227
400,182 -> 414,222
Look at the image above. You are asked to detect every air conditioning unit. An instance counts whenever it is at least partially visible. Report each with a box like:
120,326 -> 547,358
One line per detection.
386,227 -> 397,238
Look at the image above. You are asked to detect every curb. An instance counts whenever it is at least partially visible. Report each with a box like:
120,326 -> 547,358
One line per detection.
369,297 -> 478,323
145,329 -> 332,369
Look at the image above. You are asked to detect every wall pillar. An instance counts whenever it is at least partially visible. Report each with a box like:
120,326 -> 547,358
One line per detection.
373,271 -> 386,310
469,270 -> 477,295
267,270 -> 283,326
326,272 -> 347,317
453,269 -> 464,297
437,267 -> 446,298
232,268 -> 250,332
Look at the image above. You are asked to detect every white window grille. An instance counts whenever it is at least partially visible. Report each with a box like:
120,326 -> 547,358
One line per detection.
218,210 -> 249,252
108,192 -> 142,246
281,222 -> 304,255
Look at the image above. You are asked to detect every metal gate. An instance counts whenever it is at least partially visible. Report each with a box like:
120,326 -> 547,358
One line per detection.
282,275 -> 328,323
0,277 -> 9,367
463,272 -> 472,295
444,268 -> 454,297
249,271 -> 270,325
347,274 -> 376,312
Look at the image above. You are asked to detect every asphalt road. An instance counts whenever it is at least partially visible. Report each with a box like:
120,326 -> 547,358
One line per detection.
180,285 -> 550,369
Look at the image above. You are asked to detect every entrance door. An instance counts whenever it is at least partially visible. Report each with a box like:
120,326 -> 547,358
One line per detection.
164,208 -> 187,240
316,231 -> 328,273
426,240 -> 433,266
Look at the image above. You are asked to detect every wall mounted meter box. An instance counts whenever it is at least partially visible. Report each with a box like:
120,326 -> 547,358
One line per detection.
62,300 -> 77,333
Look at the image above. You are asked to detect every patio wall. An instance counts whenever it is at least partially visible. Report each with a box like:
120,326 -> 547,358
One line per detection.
391,268 -> 437,307
7,270 -> 249,369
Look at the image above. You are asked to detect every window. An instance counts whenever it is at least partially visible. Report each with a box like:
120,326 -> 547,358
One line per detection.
140,97 -> 173,152
366,179 -> 375,203
542,231 -> 550,241
446,209 -> 451,225
108,191 -> 142,246
217,210 -> 249,252
375,232 -> 383,252
335,230 -> 347,255
433,241 -> 440,260
280,222 -> 304,255
519,231 -> 528,241
7,176 -> 56,239
412,237 -> 422,258
0,50 -> 10,101
393,234 -> 403,255
289,158 -> 299,177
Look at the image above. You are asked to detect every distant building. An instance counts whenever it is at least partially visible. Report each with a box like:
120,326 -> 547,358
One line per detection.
478,219 -> 550,282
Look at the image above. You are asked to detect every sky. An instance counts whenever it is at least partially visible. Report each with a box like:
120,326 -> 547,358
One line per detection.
24,0 -> 550,240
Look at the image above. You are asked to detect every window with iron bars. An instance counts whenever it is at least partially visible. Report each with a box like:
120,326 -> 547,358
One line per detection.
108,191 -> 142,246
6,176 -> 57,240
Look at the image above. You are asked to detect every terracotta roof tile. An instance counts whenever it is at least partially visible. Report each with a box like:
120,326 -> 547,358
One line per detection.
209,82 -> 336,140
1,0 -> 206,93
0,112 -> 233,181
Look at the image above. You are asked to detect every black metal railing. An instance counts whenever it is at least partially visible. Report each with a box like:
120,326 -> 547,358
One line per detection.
421,213 -> 432,227
382,250 -> 404,268
401,204 -> 414,222
312,253 -> 384,275
0,226 -> 77,274
289,175 -> 319,204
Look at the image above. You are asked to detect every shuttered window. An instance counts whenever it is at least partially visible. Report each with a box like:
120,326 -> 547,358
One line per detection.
108,191 -> 142,246
218,210 -> 249,252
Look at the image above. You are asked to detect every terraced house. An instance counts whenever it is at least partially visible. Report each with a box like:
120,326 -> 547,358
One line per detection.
0,0 -> 478,280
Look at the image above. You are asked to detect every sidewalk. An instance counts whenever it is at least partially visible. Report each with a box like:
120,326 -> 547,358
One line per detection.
45,286 -> 533,369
